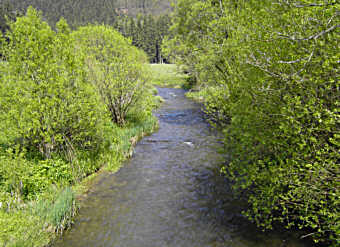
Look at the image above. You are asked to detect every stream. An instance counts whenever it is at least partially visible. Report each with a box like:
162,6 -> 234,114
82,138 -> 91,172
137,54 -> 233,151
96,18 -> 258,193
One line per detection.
54,88 -> 310,247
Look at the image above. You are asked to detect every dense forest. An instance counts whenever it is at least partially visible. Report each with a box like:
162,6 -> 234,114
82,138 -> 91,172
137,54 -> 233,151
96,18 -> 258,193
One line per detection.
0,0 -> 171,62
0,1 -> 17,34
115,14 -> 171,63
8,0 -> 171,25
165,0 -> 339,245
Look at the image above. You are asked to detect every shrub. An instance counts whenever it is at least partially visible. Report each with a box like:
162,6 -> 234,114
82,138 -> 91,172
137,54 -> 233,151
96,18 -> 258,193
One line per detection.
166,0 -> 340,244
72,25 -> 151,126
0,7 -> 104,160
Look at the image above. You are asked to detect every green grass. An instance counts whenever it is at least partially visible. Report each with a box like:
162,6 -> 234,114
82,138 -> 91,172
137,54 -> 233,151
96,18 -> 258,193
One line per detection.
0,114 -> 158,247
100,114 -> 158,172
0,186 -> 77,247
0,210 -> 52,247
148,64 -> 189,88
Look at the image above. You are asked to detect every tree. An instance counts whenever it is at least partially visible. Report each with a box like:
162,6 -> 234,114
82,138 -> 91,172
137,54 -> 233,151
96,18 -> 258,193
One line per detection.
165,0 -> 340,244
72,25 -> 150,126
0,1 -> 18,34
115,14 -> 171,63
0,7 -> 104,160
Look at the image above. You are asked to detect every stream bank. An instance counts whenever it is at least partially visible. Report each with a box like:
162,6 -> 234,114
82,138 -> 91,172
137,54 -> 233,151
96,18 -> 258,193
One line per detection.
54,88 -> 311,247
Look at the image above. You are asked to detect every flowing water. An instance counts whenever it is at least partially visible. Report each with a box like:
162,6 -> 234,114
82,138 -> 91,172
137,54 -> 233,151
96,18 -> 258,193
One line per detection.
54,88 -> 310,247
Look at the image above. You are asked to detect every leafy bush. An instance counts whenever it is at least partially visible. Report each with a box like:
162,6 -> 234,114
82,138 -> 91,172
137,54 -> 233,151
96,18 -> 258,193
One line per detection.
0,6 -> 159,247
0,7 -> 104,160
166,0 -> 340,244
72,25 -> 152,126
0,148 -> 50,204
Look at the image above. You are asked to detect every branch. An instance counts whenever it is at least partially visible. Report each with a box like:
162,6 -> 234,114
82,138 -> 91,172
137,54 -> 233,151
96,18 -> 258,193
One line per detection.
311,24 -> 339,40
247,60 -> 286,79
293,2 -> 337,7
327,13 -> 339,26
293,49 -> 314,76
247,53 -> 288,80
215,63 -> 229,81
247,50 -> 315,82
219,0 -> 224,14
301,231 -> 318,239
278,58 -> 304,64
276,24 -> 340,41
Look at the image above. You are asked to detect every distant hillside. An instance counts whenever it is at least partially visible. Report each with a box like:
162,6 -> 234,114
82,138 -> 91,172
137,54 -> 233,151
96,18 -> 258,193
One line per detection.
114,0 -> 172,16
8,0 -> 172,27
1,0 -> 172,63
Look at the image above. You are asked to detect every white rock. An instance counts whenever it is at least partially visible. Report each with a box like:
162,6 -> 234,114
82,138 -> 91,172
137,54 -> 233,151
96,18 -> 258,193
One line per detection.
184,142 -> 194,147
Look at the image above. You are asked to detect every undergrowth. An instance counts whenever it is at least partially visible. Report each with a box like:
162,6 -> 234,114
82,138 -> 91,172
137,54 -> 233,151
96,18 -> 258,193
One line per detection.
0,114 -> 158,247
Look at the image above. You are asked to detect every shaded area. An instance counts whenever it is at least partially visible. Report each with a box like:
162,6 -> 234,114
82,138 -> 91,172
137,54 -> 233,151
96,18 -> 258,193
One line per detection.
54,88 -> 310,247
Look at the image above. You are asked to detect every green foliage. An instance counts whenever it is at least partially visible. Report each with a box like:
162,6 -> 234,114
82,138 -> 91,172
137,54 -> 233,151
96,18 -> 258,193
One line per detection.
0,148 -> 56,204
32,187 -> 76,233
0,7 -> 159,247
0,210 -> 51,247
0,7 -> 104,160
3,1 -> 172,63
5,1 -> 172,64
102,115 -> 158,172
72,24 -> 152,126
166,0 -> 340,244
187,86 -> 231,126
0,186 -> 76,246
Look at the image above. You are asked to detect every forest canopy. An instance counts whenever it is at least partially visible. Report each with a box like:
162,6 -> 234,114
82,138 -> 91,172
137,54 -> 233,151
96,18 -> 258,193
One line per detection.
7,0 -> 171,26
0,0 -> 172,63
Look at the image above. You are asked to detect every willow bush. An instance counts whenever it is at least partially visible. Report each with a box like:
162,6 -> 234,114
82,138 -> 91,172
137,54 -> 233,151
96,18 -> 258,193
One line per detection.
0,7 -> 156,245
0,7 -> 104,161
72,25 -> 152,126
165,0 -> 339,244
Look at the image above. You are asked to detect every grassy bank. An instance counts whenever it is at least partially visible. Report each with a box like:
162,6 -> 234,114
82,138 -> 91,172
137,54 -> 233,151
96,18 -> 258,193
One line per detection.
148,64 -> 189,88
0,114 -> 158,247
148,64 -> 204,105
0,9 -> 161,247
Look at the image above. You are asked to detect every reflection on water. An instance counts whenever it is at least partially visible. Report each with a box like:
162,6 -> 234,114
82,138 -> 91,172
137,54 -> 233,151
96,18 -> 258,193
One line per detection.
54,88 -> 310,247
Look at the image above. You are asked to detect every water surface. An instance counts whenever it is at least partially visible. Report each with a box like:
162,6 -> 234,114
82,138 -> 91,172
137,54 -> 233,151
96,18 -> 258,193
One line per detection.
54,88 -> 310,247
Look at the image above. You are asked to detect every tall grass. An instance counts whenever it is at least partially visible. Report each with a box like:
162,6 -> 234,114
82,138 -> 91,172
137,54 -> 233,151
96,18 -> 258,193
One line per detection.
104,114 -> 158,172
32,187 -> 77,234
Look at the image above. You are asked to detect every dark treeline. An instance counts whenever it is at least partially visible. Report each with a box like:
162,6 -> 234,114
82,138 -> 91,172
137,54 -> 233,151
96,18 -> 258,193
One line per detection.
6,0 -> 117,27
0,0 -> 171,63
115,14 -> 171,63
6,0 -> 171,26
0,1 -> 18,34
112,0 -> 172,16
